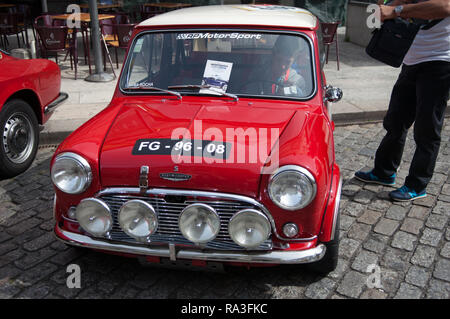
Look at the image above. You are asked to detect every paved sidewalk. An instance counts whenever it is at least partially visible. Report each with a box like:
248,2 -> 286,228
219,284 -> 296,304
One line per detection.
38,27 -> 450,145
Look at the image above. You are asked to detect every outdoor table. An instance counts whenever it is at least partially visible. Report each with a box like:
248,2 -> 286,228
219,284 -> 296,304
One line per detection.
52,13 -> 115,75
52,12 -> 116,23
79,3 -> 122,11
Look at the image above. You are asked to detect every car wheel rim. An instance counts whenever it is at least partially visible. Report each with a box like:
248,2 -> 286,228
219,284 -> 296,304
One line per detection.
3,112 -> 35,164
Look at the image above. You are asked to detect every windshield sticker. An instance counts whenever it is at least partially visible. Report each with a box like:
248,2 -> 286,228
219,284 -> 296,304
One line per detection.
177,33 -> 262,40
133,38 -> 144,53
132,139 -> 231,160
137,81 -> 154,88
200,60 -> 233,95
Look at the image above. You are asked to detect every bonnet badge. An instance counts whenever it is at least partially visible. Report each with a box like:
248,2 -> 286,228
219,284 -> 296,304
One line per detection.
159,173 -> 191,182
160,166 -> 190,181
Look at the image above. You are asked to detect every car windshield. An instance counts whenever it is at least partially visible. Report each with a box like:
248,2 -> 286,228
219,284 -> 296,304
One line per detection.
121,31 -> 315,99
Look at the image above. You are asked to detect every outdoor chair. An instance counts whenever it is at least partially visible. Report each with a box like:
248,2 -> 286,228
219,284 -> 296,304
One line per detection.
9,5 -> 32,46
35,25 -> 78,79
34,14 -> 53,27
35,14 -> 90,72
99,19 -> 118,72
106,23 -> 136,69
0,13 -> 10,49
320,21 -> 340,70
100,18 -> 116,43
113,12 -> 131,25
34,14 -> 71,27
0,13 -> 27,49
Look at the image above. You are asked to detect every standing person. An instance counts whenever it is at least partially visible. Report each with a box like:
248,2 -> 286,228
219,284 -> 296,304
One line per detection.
355,0 -> 450,201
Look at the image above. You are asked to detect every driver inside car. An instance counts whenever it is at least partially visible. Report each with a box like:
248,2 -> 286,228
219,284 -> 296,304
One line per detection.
243,36 -> 307,97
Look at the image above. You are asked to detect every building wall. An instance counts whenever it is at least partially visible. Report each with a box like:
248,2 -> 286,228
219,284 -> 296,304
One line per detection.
345,1 -> 375,47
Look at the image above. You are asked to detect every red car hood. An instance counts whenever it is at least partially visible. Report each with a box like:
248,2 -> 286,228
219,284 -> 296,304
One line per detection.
100,100 -> 305,198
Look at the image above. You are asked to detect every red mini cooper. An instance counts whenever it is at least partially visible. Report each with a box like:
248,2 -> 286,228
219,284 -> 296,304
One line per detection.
0,48 -> 67,178
51,5 -> 343,273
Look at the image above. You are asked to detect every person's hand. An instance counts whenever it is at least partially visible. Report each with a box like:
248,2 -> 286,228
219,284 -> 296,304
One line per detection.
379,5 -> 397,21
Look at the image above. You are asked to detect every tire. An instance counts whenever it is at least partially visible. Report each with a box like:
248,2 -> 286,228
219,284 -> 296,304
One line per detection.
307,214 -> 340,274
0,99 -> 39,179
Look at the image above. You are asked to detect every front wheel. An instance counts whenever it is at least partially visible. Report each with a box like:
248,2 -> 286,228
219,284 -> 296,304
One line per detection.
0,99 -> 39,179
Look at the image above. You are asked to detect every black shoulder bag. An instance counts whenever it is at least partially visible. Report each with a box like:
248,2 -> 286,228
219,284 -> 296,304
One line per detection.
366,18 -> 443,68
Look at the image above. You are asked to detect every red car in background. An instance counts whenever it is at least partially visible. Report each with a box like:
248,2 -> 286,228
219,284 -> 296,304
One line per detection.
0,48 -> 67,178
51,5 -> 343,273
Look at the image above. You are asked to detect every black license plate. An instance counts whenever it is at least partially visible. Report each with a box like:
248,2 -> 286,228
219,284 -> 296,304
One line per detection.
132,139 -> 231,159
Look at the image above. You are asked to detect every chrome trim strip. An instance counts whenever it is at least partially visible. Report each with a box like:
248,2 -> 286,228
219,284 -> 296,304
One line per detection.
96,187 -> 317,242
62,215 -> 78,223
44,92 -> 69,114
330,176 -> 342,241
52,195 -> 57,220
55,225 -> 326,264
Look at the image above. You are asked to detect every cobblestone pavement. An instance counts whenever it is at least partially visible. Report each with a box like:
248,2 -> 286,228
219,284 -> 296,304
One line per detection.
0,122 -> 449,299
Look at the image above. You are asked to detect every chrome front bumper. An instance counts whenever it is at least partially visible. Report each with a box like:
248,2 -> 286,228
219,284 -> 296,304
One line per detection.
55,224 -> 326,265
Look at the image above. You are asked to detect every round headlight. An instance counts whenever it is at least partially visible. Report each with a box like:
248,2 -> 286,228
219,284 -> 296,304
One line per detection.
118,200 -> 158,240
268,165 -> 316,210
178,204 -> 220,244
51,152 -> 92,194
75,198 -> 112,237
228,209 -> 271,248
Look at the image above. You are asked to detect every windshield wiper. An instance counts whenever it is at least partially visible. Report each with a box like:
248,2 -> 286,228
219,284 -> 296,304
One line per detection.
125,85 -> 182,100
168,85 -> 238,102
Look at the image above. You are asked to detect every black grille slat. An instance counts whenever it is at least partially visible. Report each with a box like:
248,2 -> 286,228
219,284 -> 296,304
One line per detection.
99,194 -> 272,251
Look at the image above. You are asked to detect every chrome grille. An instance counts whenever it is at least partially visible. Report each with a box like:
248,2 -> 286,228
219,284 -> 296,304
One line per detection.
99,194 -> 273,251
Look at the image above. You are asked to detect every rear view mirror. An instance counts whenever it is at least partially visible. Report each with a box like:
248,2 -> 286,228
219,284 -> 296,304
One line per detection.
325,85 -> 343,103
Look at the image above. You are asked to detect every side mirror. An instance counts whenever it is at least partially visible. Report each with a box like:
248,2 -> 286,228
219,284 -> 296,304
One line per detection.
325,86 -> 343,103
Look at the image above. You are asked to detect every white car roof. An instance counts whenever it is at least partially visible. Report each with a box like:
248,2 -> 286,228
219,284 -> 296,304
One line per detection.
139,5 -> 318,29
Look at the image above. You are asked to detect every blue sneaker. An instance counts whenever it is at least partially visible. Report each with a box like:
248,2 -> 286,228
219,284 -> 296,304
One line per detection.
354,170 -> 396,186
389,185 -> 427,202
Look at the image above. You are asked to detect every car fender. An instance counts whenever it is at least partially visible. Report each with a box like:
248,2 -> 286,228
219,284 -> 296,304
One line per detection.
0,58 -> 60,124
319,163 -> 341,242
